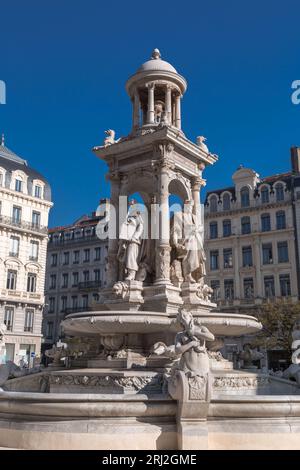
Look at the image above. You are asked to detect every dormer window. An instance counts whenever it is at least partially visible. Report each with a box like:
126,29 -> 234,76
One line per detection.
241,187 -> 250,207
34,185 -> 42,198
210,195 -> 218,213
0,172 -> 4,187
223,193 -> 231,211
15,179 -> 23,192
275,183 -> 284,202
261,186 -> 269,204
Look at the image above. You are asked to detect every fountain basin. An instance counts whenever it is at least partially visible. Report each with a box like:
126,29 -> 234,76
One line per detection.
62,310 -> 262,337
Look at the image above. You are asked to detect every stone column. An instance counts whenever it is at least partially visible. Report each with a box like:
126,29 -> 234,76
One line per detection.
106,173 -> 121,287
165,85 -> 172,125
155,163 -> 171,284
133,91 -> 140,130
175,93 -> 182,129
147,82 -> 155,124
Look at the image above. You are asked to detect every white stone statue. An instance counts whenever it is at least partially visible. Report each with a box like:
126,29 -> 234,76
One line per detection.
174,310 -> 215,376
283,320 -> 300,385
117,207 -> 144,281
171,201 -> 206,284
103,129 -> 120,147
238,343 -> 264,369
196,136 -> 209,153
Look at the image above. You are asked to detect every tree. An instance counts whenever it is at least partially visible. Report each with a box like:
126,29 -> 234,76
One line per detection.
250,300 -> 300,356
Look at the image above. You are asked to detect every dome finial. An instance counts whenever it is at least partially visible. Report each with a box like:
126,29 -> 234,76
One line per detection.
151,48 -> 161,60
1,133 -> 4,146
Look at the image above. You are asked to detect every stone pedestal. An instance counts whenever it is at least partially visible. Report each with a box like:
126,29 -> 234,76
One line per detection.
98,281 -> 144,311
181,282 -> 217,314
168,369 -> 211,450
143,284 -> 183,314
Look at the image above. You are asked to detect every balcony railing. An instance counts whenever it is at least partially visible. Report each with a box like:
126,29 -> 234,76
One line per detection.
0,215 -> 48,234
78,281 -> 102,291
49,235 -> 99,247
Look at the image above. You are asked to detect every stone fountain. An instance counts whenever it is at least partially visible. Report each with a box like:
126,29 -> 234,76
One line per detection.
1,49 -> 300,450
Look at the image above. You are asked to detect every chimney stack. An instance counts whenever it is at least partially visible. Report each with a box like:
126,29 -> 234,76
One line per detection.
291,147 -> 300,173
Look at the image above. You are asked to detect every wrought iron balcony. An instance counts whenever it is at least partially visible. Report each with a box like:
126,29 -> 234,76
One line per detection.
78,280 -> 102,291
0,215 -> 48,234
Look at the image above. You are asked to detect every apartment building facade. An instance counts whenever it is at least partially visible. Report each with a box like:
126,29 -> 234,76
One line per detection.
43,211 -> 108,348
0,138 -> 52,365
204,148 -> 300,366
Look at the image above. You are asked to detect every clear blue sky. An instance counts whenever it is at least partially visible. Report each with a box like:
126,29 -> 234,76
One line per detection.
1,0 -> 299,227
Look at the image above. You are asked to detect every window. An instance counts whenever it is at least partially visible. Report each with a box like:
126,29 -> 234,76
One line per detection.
9,236 -> 19,257
244,278 -> 254,299
49,274 -> 57,289
262,243 -> 273,264
264,276 -> 275,298
72,272 -> 79,286
73,251 -> 80,264
223,193 -> 231,211
6,270 -> 17,290
242,246 -> 253,267
93,293 -> 100,302
82,295 -> 88,309
15,179 -> 23,192
32,211 -> 41,228
62,273 -> 68,288
34,185 -> 42,198
63,252 -> 69,265
241,216 -> 251,235
261,213 -> 271,232
224,279 -> 234,300
223,248 -> 233,268
278,241 -> 289,263
94,269 -> 101,282
61,296 -> 67,312
241,187 -> 250,207
95,247 -> 101,261
0,172 -> 3,187
24,309 -> 34,332
12,205 -> 21,224
51,253 -> 57,266
211,280 -> 220,302
72,296 -> 78,309
29,241 -> 39,261
83,249 -> 90,262
83,270 -> 90,282
280,274 -> 291,297
276,211 -> 286,230
49,297 -> 55,313
210,250 -> 219,270
27,273 -> 37,292
261,186 -> 269,204
46,321 -> 53,339
210,222 -> 218,239
210,195 -> 218,213
223,219 -> 231,237
4,307 -> 14,331
276,183 -> 284,202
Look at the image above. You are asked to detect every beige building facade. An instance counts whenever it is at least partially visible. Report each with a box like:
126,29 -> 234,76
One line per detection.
43,210 -> 108,349
204,149 -> 300,364
0,137 -> 52,365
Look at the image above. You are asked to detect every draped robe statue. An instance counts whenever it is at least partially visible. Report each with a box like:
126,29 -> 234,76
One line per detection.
171,201 -> 206,283
117,209 -> 144,281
